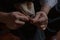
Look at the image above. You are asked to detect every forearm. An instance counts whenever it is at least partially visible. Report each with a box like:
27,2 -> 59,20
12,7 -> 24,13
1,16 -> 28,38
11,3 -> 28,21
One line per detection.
40,0 -> 57,15
0,12 -> 9,17
40,4 -> 51,15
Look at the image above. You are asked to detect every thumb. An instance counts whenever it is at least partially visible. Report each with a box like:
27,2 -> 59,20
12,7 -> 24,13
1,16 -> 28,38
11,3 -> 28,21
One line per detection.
32,13 -> 41,23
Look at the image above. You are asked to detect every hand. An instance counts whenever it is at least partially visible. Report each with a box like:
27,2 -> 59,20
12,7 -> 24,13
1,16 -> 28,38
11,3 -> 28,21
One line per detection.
31,11 -> 48,30
2,12 -> 29,30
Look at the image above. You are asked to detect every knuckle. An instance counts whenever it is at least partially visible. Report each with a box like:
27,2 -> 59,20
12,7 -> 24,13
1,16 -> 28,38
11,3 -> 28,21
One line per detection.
11,13 -> 16,17
12,12 -> 17,15
45,17 -> 48,20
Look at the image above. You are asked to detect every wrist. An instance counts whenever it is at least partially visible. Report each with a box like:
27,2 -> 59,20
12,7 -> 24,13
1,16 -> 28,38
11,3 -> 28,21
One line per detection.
40,5 -> 51,15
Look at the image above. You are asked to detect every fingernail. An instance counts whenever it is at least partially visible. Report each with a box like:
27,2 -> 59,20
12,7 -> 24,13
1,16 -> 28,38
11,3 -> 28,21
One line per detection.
41,25 -> 46,30
41,25 -> 45,27
43,28 -> 46,30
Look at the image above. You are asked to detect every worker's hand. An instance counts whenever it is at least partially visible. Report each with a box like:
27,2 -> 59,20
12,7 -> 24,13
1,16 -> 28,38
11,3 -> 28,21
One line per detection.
31,11 -> 48,30
3,12 -> 29,30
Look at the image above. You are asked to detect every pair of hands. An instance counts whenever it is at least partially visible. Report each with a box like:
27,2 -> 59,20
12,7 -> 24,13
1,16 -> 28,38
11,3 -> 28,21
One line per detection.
4,11 -> 48,30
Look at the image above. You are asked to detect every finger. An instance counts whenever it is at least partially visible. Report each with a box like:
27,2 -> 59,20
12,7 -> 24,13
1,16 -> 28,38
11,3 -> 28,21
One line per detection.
6,20 -> 25,29
39,21 -> 48,25
37,24 -> 47,30
32,14 -> 41,23
11,12 -> 29,21
40,25 -> 47,30
12,12 -> 25,16
16,15 -> 29,21
40,21 -> 48,30
38,12 -> 47,20
41,20 -> 48,25
38,17 -> 48,23
40,20 -> 48,27
15,20 -> 25,25
14,12 -> 30,18
36,20 -> 48,30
